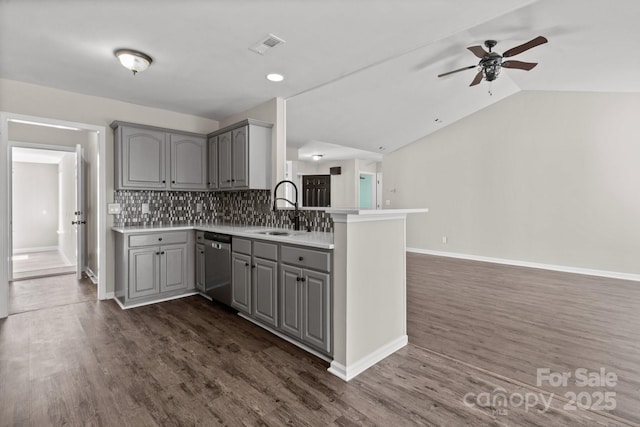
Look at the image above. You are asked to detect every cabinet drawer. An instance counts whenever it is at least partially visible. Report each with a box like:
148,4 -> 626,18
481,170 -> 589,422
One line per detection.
254,241 -> 278,261
281,245 -> 331,272
129,231 -> 188,247
232,237 -> 252,255
195,231 -> 205,243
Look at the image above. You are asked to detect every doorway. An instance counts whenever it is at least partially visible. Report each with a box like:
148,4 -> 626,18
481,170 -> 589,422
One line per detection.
0,113 -> 107,319
358,172 -> 376,209
302,174 -> 331,207
10,146 -> 81,280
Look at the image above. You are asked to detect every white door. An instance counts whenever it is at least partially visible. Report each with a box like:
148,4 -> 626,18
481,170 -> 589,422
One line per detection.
75,144 -> 85,280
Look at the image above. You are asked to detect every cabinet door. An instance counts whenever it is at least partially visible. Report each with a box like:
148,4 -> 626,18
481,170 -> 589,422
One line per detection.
231,252 -> 251,314
120,127 -> 167,189
195,244 -> 206,292
160,245 -> 188,293
128,247 -> 160,299
280,265 -> 302,339
302,269 -> 331,353
218,131 -> 233,189
252,257 -> 278,327
208,136 -> 219,190
170,134 -> 207,190
231,126 -> 248,188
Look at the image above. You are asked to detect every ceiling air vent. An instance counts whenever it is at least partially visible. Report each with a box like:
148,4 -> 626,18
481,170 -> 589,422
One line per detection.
249,34 -> 286,55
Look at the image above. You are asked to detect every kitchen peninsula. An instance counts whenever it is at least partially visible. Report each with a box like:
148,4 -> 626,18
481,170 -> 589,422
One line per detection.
113,207 -> 427,381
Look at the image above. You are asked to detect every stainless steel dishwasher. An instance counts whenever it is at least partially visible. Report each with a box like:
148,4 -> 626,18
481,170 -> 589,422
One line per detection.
203,232 -> 232,306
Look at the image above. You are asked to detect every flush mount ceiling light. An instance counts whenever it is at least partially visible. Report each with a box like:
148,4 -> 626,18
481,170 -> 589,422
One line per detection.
266,73 -> 284,82
114,49 -> 153,75
312,154 -> 323,161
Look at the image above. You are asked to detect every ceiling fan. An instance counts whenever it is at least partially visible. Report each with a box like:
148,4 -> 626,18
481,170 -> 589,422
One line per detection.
438,36 -> 548,86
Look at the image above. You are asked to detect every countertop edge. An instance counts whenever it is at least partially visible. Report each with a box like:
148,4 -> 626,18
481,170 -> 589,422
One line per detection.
112,225 -> 334,250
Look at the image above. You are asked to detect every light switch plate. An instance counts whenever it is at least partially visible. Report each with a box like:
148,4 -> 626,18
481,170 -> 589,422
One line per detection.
141,203 -> 149,214
107,203 -> 121,214
196,203 -> 203,213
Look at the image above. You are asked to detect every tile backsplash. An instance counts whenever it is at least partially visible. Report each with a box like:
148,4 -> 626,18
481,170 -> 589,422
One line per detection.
113,190 -> 333,232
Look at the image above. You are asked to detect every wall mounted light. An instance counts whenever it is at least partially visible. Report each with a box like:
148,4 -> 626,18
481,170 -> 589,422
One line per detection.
312,154 -> 323,161
114,49 -> 153,75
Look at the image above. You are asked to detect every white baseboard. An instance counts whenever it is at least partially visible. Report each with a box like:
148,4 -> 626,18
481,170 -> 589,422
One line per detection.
104,291 -> 115,300
113,292 -> 198,310
407,248 -> 640,282
85,267 -> 98,285
328,335 -> 408,381
13,246 -> 58,254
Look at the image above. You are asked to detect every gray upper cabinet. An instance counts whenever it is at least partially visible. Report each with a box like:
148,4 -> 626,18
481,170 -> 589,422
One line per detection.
218,131 -> 233,189
170,133 -> 207,190
112,121 -> 206,191
207,119 -> 273,191
117,126 -> 167,189
207,136 -> 219,190
231,126 -> 248,188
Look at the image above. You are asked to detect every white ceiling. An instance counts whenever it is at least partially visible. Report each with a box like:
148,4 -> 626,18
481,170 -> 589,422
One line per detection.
2,0 -> 639,156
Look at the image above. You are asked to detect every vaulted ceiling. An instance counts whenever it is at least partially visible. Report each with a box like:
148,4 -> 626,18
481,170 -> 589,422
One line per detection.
2,0 -> 638,155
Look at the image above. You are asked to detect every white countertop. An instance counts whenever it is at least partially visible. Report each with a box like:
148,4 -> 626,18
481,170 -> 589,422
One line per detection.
112,223 -> 334,249
324,208 -> 428,215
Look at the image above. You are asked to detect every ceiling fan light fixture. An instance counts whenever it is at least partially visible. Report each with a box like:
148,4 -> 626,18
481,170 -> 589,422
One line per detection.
312,154 -> 323,161
114,49 -> 153,75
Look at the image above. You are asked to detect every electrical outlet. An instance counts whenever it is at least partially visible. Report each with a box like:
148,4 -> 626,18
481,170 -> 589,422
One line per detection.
196,203 -> 203,213
442,236 -> 448,244
141,203 -> 149,214
385,199 -> 391,206
107,203 -> 121,214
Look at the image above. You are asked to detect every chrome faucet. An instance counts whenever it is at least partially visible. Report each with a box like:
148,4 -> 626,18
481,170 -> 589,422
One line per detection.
273,180 -> 302,231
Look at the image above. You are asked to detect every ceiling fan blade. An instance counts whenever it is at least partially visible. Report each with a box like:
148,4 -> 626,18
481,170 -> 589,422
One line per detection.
502,36 -> 548,58
437,65 -> 477,78
502,60 -> 538,71
469,70 -> 484,86
467,45 -> 489,58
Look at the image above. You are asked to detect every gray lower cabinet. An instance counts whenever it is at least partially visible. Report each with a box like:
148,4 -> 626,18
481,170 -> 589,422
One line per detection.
279,264 -> 331,354
115,230 -> 195,307
195,243 -> 205,292
252,257 -> 278,327
231,252 -> 252,314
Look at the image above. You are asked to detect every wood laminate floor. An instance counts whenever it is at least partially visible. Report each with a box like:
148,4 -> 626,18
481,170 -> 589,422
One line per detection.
9,274 -> 96,315
1,256 -> 638,426
12,250 -> 75,280
407,252 -> 640,426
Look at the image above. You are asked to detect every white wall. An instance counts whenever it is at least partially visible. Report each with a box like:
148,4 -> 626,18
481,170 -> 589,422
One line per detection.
12,162 -> 58,250
1,78 -> 219,294
383,90 -> 640,275
58,152 -> 76,264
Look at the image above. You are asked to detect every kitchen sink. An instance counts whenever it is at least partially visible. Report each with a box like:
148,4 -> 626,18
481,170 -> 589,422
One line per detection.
247,229 -> 300,237
257,230 -> 293,236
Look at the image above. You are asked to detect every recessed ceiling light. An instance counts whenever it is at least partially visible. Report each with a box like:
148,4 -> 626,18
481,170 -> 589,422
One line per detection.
312,154 -> 323,161
114,49 -> 153,75
266,73 -> 284,82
